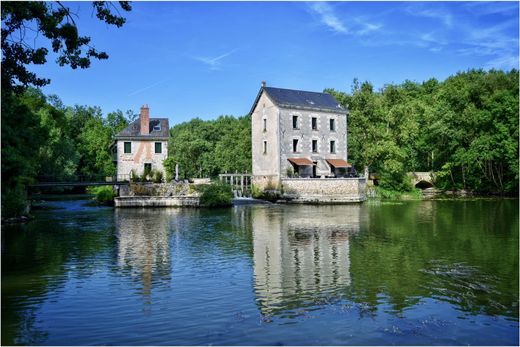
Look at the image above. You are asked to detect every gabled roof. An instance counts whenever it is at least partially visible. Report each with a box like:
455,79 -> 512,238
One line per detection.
250,86 -> 347,114
115,118 -> 169,139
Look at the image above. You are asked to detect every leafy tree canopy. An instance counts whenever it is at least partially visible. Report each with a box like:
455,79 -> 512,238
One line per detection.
1,1 -> 131,92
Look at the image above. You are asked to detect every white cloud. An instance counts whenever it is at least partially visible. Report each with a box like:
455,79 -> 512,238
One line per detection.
307,3 -> 382,36
193,49 -> 237,71
484,55 -> 519,70
406,5 -> 453,27
309,2 -> 348,34
128,79 -> 169,97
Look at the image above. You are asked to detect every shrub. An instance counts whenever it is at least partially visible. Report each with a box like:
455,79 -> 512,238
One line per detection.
196,181 -> 233,207
153,170 -> 164,183
251,184 -> 262,199
1,185 -> 28,218
87,186 -> 115,205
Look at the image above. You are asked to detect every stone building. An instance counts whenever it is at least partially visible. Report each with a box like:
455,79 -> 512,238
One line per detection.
250,82 -> 365,202
112,105 -> 169,179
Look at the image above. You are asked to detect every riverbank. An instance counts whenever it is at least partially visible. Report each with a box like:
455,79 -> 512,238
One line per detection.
367,186 -> 519,201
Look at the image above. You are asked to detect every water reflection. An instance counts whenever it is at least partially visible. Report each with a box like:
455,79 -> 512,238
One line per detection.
114,208 -> 175,308
252,205 -> 361,316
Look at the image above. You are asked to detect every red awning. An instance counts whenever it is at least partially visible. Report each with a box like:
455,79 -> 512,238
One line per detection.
326,159 -> 352,168
287,157 -> 314,166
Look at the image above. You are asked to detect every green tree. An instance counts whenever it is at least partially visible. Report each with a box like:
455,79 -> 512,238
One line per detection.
1,1 -> 131,92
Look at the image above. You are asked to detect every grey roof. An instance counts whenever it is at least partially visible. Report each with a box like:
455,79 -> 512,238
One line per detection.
115,118 -> 169,139
250,86 -> 347,114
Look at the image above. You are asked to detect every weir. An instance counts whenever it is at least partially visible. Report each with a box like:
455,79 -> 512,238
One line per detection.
219,173 -> 253,198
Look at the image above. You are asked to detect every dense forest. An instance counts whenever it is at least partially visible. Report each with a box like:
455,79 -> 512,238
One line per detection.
165,69 -> 518,195
327,69 -> 518,193
2,89 -> 134,216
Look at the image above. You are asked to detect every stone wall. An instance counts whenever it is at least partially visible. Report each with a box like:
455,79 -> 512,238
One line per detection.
252,175 -> 281,191
281,178 -> 366,203
119,182 -> 195,197
115,196 -> 200,207
116,182 -> 200,207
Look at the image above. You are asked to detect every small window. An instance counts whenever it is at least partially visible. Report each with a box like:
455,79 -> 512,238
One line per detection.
144,163 -> 152,174
330,119 -> 335,131
293,139 -> 298,153
263,118 -> 267,132
312,117 -> 317,130
263,141 -> 267,154
153,124 -> 161,131
330,140 -> 336,153
124,142 -> 131,154
292,115 -> 298,129
312,140 -> 318,153
155,142 -> 162,154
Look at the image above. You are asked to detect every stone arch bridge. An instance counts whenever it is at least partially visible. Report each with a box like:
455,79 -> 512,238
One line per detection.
410,172 -> 434,189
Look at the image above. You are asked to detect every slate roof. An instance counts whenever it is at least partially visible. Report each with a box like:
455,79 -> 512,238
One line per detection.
115,118 -> 169,139
250,86 -> 347,114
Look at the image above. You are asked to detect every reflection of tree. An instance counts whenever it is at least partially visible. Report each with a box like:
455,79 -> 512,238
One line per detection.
252,205 -> 361,316
1,210 -> 114,345
348,200 -> 519,318
115,208 -> 175,309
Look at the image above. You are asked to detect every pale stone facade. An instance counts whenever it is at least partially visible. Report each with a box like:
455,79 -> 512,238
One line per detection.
115,139 -> 168,178
249,83 -> 365,202
113,105 -> 169,180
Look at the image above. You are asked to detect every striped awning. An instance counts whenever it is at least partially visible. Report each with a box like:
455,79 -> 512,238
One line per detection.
287,157 -> 313,166
326,159 -> 352,168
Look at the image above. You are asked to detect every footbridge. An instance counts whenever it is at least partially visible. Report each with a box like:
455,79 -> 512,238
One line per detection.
29,175 -> 130,188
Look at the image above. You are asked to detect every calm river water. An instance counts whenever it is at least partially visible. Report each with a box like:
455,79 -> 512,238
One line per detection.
2,198 -> 518,345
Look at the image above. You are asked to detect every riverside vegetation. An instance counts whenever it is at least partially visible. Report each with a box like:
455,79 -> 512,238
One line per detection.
3,70 -> 518,217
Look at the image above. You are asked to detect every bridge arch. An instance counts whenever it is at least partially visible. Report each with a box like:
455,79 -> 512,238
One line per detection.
415,180 -> 433,190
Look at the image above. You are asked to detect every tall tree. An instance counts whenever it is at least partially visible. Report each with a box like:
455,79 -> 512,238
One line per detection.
1,1 -> 131,92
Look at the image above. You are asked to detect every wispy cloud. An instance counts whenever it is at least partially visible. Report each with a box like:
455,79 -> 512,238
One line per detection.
193,49 -> 237,70
309,2 -> 348,34
463,2 -> 519,17
128,78 -> 169,97
406,5 -> 453,27
307,2 -> 382,36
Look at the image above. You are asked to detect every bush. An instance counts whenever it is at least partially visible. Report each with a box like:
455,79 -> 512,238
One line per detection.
251,184 -> 262,198
196,181 -> 233,207
87,186 -> 115,205
153,170 -> 163,183
1,186 -> 28,218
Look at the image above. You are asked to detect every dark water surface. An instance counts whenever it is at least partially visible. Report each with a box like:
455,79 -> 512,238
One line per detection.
2,199 -> 518,345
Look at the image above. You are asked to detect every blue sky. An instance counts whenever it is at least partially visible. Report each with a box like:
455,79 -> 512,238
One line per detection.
32,1 -> 519,126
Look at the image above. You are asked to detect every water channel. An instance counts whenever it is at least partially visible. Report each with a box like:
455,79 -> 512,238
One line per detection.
2,198 -> 518,345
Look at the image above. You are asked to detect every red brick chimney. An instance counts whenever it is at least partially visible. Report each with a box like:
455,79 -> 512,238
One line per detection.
140,104 -> 149,135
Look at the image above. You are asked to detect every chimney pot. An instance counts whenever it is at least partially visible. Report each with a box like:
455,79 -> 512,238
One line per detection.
261,81 -> 266,87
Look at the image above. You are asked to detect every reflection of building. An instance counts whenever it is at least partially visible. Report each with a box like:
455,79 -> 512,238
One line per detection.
252,205 -> 360,315
115,208 -> 176,306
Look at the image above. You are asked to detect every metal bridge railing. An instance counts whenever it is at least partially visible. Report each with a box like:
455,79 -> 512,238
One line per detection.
35,174 -> 130,184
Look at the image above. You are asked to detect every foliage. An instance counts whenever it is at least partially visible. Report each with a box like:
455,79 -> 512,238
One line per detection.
87,185 -> 115,205
1,185 -> 28,218
1,88 -> 132,216
251,184 -> 263,199
327,69 -> 518,194
1,1 -> 131,93
196,181 -> 233,207
166,115 -> 251,179
153,170 -> 164,183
